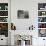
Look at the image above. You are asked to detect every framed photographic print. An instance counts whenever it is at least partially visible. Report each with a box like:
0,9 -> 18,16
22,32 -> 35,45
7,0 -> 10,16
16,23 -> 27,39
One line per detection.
17,10 -> 29,19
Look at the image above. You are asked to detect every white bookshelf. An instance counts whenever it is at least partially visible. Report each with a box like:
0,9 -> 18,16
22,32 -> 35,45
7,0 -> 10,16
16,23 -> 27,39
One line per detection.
0,2 -> 9,46
0,3 -> 8,38
38,3 -> 46,37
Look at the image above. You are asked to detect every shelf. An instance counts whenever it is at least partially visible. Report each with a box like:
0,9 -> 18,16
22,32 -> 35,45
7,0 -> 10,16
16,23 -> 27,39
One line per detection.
0,10 -> 8,11
0,22 -> 8,23
38,28 -> 46,29
38,10 -> 46,11
0,16 -> 8,17
38,22 -> 46,23
38,16 -> 46,17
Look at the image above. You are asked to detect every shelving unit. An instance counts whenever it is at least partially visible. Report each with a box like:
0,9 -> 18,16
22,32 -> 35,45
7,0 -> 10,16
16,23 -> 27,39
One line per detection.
0,3 -> 8,37
38,3 -> 46,37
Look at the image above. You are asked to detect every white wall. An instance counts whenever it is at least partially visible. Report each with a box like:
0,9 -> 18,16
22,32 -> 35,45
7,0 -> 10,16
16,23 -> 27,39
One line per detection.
11,0 -> 46,46
11,0 -> 38,30
11,0 -> 46,30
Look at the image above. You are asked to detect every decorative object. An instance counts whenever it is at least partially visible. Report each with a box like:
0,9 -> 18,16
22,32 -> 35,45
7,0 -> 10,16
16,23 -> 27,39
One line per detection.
0,11 -> 8,16
38,17 -> 46,22
42,12 -> 45,15
0,17 -> 8,22
38,11 -> 46,16
38,23 -> 46,28
0,6 -> 1,10
17,10 -> 29,19
15,35 -> 32,46
11,23 -> 16,30
0,3 -> 8,10
39,29 -> 46,37
38,3 -> 46,10
29,25 -> 35,30
0,23 -> 8,37
5,6 -> 8,10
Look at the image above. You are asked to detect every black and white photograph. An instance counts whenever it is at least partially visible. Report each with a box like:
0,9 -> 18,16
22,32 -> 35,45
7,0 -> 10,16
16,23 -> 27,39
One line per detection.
17,10 -> 29,19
